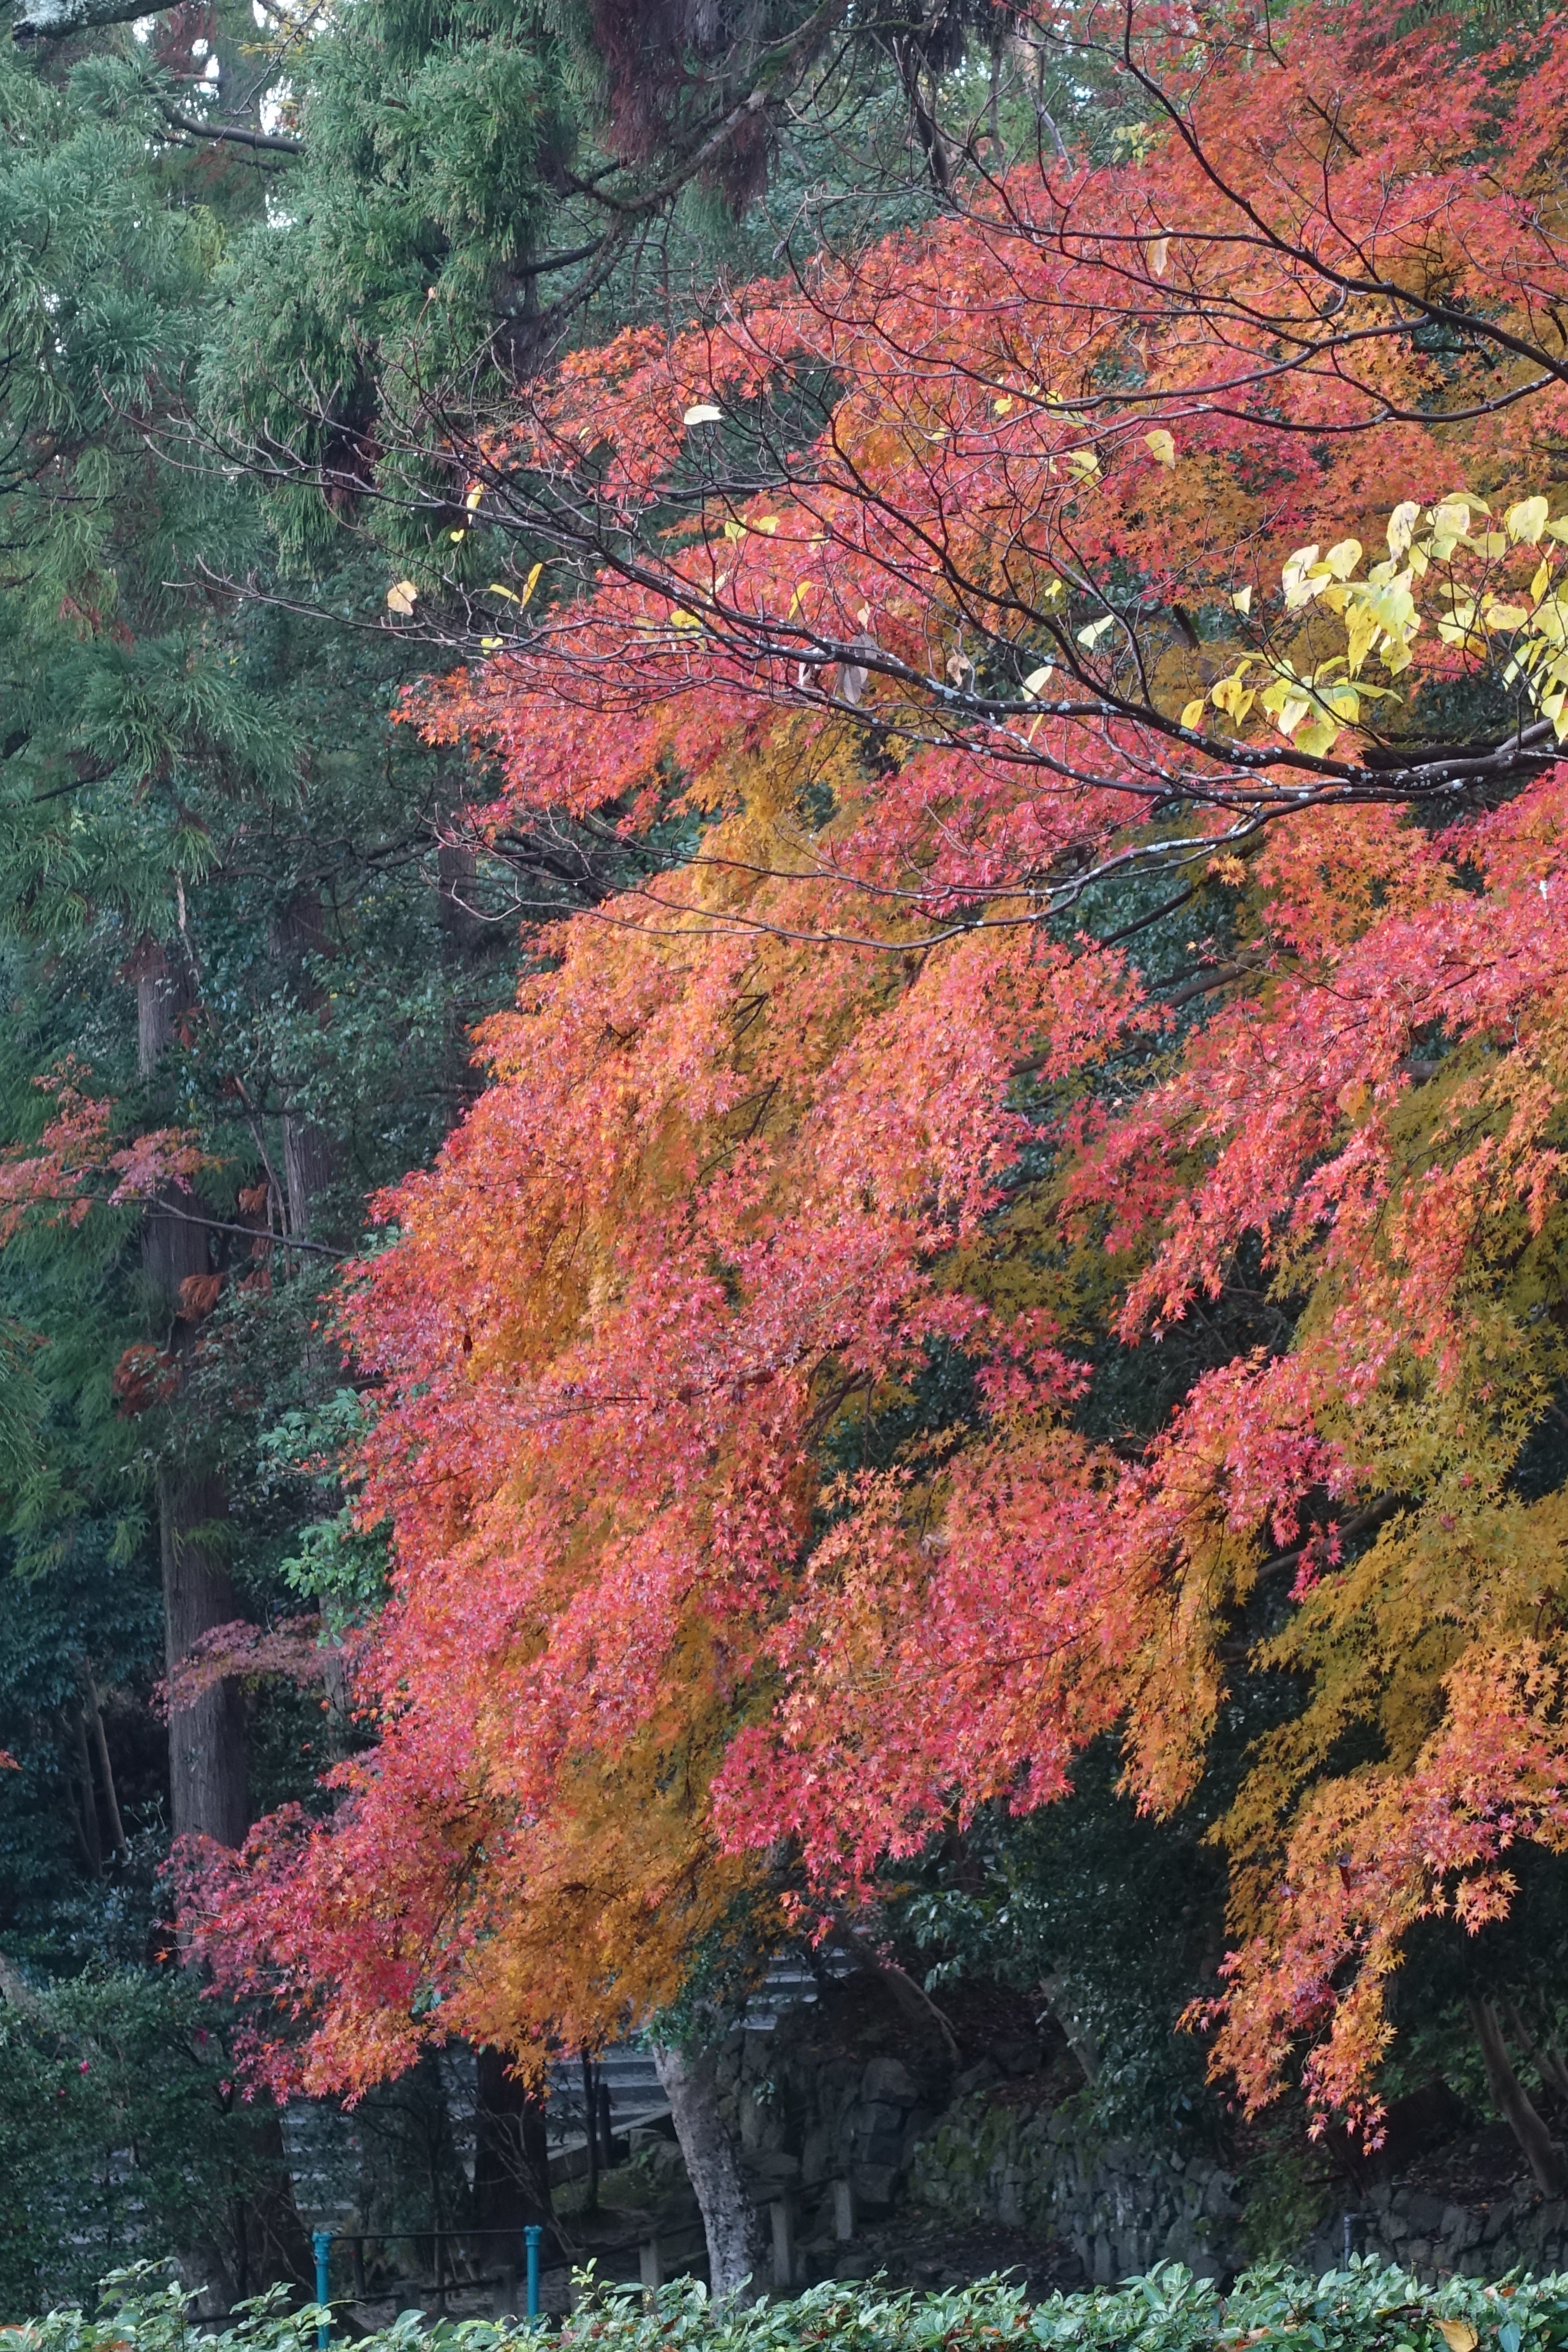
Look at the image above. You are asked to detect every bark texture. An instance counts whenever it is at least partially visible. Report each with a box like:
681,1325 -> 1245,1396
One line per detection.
653,2040 -> 765,2300
158,1467 -> 248,1848
1469,1993 -> 1566,2195
137,947 -> 251,1850
270,893 -> 338,1240
12,0 -> 161,39
135,944 -> 311,2296
437,840 -> 488,959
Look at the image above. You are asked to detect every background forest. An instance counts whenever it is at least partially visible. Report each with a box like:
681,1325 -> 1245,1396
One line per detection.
3,0 -> 1567,2320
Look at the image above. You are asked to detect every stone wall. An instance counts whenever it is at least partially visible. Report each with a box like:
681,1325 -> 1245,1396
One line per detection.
698,1981 -> 1568,2291
711,2015 -> 944,2222
909,2092 -> 1241,2284
1299,2181 -> 1568,2283
910,2086 -> 1568,2287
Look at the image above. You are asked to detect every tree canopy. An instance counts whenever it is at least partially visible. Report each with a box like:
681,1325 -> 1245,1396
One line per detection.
172,0 -> 1568,2202
12,0 -> 1568,2297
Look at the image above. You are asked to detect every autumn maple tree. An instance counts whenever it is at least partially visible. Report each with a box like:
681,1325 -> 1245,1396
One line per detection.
187,0 -> 1568,2267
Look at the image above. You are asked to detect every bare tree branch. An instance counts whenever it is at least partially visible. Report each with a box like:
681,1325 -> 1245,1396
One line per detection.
157,102 -> 303,154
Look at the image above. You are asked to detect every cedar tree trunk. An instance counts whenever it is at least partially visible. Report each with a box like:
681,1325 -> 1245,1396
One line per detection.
270,892 -> 337,1240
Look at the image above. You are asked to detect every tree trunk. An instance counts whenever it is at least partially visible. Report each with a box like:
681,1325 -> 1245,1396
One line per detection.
159,1467 -> 249,1849
1040,1972 -> 1101,2086
1469,1994 -> 1567,2194
581,2048 -> 600,2211
653,2040 -> 764,2300
270,893 -> 337,1241
472,2045 -> 551,2233
830,1914 -> 959,2061
135,941 -> 309,2297
437,840 -> 488,959
83,1671 -> 129,1859
137,947 -> 252,1851
64,1699 -> 104,1873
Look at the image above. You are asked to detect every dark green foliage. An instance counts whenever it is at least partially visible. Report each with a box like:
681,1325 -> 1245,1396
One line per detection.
0,1525 -> 163,1959
19,2260 -> 1568,2349
894,1748 -> 1227,2144
0,1970 -> 288,2316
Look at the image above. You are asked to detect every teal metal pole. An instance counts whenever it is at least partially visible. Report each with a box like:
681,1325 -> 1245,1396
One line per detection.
524,2224 -> 543,2319
312,2230 -> 332,2348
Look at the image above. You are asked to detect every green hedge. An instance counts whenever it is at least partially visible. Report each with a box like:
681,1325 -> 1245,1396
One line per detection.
8,2263 -> 1566,2352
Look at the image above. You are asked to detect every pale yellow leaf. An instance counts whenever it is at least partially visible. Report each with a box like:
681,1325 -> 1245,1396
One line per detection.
1323,538 -> 1363,580
1345,598 -> 1381,677
1507,495 -> 1550,545
1147,236 -> 1170,277
1211,668 -> 1256,721
683,403 -> 724,426
386,580 -> 418,616
1179,697 -> 1207,729
1232,587 -> 1253,615
1436,2322 -> 1477,2352
520,560 -> 544,607
1145,429 -> 1176,469
1387,501 -> 1421,558
1283,545 -> 1323,609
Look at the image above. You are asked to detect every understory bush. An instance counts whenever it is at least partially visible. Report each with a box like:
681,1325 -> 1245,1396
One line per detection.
13,2262 -> 1568,2352
0,1975 -> 294,2318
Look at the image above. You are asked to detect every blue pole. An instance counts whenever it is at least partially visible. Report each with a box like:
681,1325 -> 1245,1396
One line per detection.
524,2223 -> 544,2320
312,2229 -> 332,2349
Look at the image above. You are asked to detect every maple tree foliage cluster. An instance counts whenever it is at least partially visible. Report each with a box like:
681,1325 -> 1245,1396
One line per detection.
178,0 -> 1568,2149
